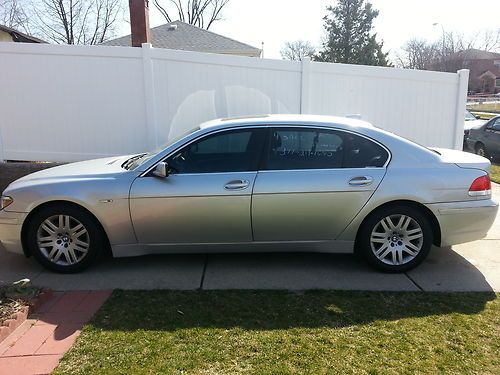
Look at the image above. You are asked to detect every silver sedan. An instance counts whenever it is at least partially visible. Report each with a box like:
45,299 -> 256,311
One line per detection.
0,115 -> 498,273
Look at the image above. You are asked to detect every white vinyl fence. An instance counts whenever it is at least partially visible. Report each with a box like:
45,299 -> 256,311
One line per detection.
0,42 -> 469,162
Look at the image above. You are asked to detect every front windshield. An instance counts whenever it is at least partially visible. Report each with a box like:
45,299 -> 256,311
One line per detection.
123,126 -> 200,170
465,110 -> 476,121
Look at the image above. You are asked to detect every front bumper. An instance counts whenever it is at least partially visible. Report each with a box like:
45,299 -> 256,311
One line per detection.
426,199 -> 498,247
0,211 -> 27,255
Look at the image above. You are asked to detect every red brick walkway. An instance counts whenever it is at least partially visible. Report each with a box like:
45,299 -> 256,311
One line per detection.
0,291 -> 111,375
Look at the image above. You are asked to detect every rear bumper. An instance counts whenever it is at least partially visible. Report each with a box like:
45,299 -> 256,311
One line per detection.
425,199 -> 498,247
0,211 -> 27,255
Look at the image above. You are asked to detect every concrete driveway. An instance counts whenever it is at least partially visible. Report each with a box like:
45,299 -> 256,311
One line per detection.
1,185 -> 498,292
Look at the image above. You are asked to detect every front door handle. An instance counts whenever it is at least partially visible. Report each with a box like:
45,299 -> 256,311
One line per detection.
224,179 -> 250,190
349,176 -> 373,186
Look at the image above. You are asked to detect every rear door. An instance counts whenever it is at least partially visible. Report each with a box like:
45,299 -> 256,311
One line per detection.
251,126 -> 389,241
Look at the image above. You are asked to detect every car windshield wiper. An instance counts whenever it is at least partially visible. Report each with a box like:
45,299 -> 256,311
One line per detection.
122,153 -> 147,170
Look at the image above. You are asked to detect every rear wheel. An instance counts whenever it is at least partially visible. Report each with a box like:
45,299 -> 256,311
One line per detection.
475,143 -> 489,158
358,205 -> 433,273
26,204 -> 104,273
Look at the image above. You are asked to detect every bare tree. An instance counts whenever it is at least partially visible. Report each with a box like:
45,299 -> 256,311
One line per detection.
28,0 -> 123,44
280,40 -> 316,61
395,39 -> 438,70
478,28 -> 500,52
153,0 -> 230,29
0,0 -> 30,31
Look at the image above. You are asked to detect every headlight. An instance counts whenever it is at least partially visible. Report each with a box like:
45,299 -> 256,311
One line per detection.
0,196 -> 13,211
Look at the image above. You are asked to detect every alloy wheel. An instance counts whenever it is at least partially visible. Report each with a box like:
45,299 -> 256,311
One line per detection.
36,215 -> 90,266
370,214 -> 424,266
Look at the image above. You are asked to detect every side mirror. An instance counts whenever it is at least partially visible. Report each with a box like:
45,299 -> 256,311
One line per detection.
153,162 -> 168,178
475,114 -> 481,119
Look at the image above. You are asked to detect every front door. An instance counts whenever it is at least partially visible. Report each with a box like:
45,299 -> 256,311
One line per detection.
252,127 -> 389,241
130,128 -> 266,244
484,118 -> 500,158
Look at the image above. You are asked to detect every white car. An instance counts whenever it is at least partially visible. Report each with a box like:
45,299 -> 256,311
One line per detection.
464,110 -> 486,147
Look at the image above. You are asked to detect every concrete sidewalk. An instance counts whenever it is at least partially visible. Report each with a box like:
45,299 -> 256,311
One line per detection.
0,185 -> 498,293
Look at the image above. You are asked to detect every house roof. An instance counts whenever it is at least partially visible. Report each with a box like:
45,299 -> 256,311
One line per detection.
102,20 -> 261,56
0,24 -> 46,43
448,48 -> 500,61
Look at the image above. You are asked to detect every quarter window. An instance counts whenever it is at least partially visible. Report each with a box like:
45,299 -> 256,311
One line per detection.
167,129 -> 266,174
343,132 -> 389,168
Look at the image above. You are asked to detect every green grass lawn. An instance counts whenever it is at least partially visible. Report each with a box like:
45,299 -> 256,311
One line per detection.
54,291 -> 499,375
491,164 -> 500,184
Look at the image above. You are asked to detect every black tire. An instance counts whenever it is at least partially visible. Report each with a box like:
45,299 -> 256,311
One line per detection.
475,143 -> 489,159
26,204 -> 105,273
357,205 -> 433,273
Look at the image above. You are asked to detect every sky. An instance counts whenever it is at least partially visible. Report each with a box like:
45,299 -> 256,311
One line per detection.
139,0 -> 500,61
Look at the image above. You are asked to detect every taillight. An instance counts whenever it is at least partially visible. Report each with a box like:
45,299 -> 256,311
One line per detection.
468,175 -> 491,197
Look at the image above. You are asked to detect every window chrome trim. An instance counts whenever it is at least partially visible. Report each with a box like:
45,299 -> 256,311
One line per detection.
140,123 -> 392,177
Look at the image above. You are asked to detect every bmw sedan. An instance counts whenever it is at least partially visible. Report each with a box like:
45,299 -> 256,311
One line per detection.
0,115 -> 498,273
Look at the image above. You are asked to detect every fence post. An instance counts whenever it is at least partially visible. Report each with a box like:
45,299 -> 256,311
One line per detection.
453,69 -> 469,150
141,43 -> 158,149
300,57 -> 311,114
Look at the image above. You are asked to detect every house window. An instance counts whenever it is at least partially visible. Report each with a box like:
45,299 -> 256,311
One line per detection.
494,60 -> 500,67
496,78 -> 500,88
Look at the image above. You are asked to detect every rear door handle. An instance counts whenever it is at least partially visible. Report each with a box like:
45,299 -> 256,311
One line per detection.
224,179 -> 250,190
349,176 -> 373,186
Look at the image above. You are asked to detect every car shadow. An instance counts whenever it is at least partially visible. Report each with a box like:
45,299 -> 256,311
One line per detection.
83,288 -> 497,333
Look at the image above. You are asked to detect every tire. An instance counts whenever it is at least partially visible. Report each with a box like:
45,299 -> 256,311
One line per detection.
357,205 -> 433,273
26,204 -> 104,273
475,143 -> 489,159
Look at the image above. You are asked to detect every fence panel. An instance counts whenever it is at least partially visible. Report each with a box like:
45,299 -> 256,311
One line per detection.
0,43 -> 467,162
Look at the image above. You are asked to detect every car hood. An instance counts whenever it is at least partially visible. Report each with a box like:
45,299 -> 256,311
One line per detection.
464,119 -> 486,131
13,155 -> 133,183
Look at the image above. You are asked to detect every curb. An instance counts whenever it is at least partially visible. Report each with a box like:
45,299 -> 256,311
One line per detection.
0,289 -> 53,344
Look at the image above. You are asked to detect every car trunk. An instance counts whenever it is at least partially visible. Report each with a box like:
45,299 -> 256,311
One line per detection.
430,148 -> 491,172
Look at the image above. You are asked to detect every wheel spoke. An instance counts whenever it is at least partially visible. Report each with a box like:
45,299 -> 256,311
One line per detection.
391,250 -> 398,265
58,215 -> 64,229
401,216 -> 412,231
395,215 -> 406,230
52,249 -> 63,263
396,249 -> 404,264
67,249 -> 78,264
47,247 -> 59,260
74,243 -> 89,253
64,215 -> 71,229
38,238 -> 53,247
403,245 -> 418,256
407,233 -> 423,241
406,227 -> 422,235
380,218 -> 391,232
41,220 -> 57,234
71,223 -> 83,235
73,228 -> 87,239
405,241 -> 420,252
375,243 -> 390,256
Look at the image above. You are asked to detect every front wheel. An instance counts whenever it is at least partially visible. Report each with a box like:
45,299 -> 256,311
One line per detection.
357,206 -> 433,273
26,204 -> 104,273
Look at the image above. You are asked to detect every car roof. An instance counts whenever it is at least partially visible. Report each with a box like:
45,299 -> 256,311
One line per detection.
199,114 -> 374,130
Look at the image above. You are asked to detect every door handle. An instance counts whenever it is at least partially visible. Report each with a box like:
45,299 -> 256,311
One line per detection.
224,179 -> 250,190
349,176 -> 373,186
